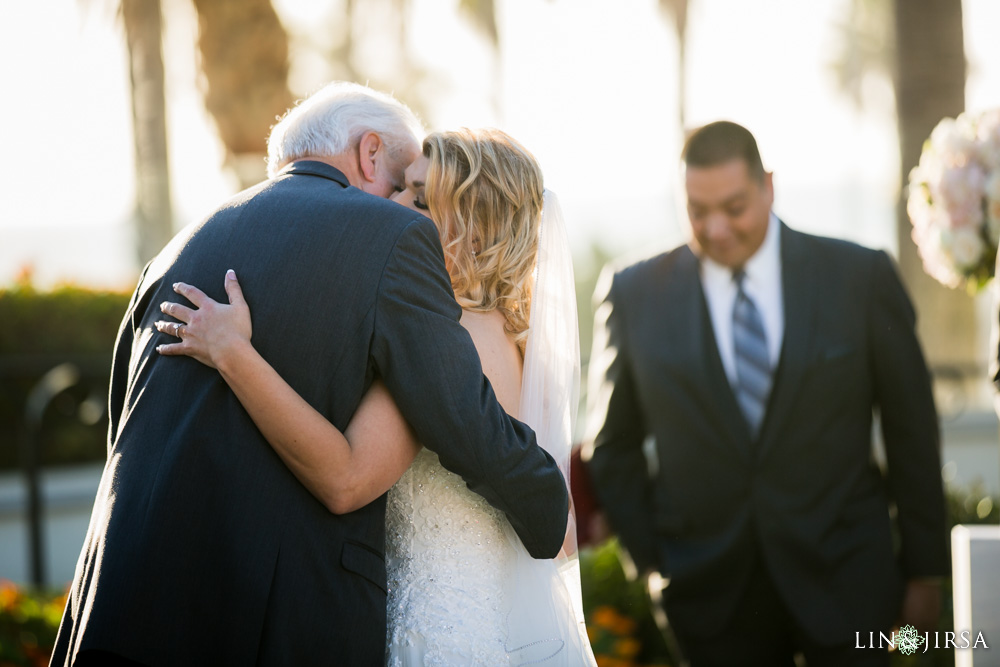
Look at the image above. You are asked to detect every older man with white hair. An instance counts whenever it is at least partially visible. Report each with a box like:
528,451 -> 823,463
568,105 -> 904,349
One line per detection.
51,82 -> 569,667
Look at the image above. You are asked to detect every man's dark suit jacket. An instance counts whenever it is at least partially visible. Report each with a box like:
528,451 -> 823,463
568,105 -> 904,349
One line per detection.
587,222 -> 948,645
50,162 -> 568,666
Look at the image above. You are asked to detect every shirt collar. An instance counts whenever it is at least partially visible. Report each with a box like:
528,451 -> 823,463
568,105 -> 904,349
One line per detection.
742,212 -> 781,286
699,212 -> 781,287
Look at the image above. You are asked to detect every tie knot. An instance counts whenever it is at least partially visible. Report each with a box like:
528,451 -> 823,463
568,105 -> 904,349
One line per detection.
732,269 -> 747,288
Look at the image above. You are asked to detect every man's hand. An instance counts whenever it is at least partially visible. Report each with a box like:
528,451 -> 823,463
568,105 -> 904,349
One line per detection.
898,578 -> 943,632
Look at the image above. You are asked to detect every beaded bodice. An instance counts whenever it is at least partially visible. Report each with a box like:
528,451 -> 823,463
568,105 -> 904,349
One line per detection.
385,448 -> 512,665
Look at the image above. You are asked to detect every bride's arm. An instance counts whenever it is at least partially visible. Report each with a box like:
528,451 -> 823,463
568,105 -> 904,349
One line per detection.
156,271 -> 419,514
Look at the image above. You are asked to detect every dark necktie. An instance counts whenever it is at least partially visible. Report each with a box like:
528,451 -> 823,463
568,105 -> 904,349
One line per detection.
732,270 -> 772,438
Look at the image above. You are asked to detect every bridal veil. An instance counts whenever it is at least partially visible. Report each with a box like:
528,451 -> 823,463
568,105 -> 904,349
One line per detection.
503,190 -> 596,665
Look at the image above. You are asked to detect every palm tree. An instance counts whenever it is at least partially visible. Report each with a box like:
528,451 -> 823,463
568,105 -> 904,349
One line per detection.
118,0 -> 294,264
658,0 -> 688,131
287,0 -> 436,127
891,0 -> 976,387
832,0 -> 975,389
190,0 -> 294,188
121,0 -> 172,266
460,0 -> 498,45
459,0 -> 501,117
829,0 -> 891,109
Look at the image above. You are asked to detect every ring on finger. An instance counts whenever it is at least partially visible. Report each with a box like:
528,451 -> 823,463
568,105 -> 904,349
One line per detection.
174,322 -> 184,337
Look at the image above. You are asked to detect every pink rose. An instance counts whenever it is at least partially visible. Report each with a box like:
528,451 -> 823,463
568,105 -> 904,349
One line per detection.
933,163 -> 985,229
976,110 -> 1000,170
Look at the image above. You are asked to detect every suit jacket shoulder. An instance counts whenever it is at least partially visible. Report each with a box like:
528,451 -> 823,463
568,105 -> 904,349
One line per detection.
778,224 -> 907,309
782,224 -> 888,269
606,245 -> 697,302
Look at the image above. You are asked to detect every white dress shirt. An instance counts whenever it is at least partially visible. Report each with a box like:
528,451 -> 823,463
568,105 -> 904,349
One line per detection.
698,212 -> 784,386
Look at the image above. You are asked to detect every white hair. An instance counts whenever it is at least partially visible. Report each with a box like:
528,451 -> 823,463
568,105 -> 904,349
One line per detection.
266,81 -> 425,178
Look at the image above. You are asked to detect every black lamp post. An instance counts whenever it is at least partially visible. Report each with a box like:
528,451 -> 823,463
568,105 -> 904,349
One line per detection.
20,363 -> 82,587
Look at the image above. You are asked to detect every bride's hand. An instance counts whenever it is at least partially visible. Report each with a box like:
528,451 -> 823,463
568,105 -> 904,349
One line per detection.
155,269 -> 252,370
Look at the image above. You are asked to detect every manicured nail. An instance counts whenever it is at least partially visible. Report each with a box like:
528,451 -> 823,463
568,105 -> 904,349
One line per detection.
226,270 -> 236,279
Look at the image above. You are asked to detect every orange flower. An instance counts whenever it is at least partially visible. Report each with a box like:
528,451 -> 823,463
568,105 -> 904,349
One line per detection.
612,613 -> 637,636
0,579 -> 22,611
595,656 -> 629,667
591,605 -> 623,631
613,637 -> 641,658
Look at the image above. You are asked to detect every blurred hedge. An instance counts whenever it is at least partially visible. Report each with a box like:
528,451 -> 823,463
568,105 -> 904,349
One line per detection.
1,282 -> 131,471
0,580 -> 65,667
581,539 -> 672,666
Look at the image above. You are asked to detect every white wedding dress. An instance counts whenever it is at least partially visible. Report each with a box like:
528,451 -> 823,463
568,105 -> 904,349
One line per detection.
385,449 -> 515,664
384,192 -> 597,666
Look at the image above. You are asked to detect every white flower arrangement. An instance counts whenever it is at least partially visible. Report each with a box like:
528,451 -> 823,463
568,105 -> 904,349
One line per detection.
906,108 -> 1000,292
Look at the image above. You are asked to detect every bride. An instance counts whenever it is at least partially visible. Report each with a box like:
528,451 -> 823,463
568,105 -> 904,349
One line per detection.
157,128 -> 597,666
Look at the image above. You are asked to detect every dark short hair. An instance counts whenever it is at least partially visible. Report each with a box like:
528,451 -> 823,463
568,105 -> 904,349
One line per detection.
681,121 -> 765,182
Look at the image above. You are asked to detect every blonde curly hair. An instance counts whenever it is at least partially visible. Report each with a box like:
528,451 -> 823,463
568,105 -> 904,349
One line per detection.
423,128 -> 544,352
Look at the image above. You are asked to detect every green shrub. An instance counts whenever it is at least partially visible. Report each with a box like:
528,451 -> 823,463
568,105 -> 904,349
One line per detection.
0,580 -> 66,667
580,539 -> 674,666
890,482 -> 1000,667
0,283 -> 130,356
1,282 -> 130,471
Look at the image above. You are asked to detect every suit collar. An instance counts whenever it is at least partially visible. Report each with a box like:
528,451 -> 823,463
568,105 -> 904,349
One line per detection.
278,160 -> 352,188
672,248 -> 756,462
697,214 -> 785,376
755,221 -> 817,460
672,222 -> 817,460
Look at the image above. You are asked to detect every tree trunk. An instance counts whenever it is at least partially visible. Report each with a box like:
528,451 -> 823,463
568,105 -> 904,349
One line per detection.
332,0 -> 361,83
190,0 -> 294,188
892,0 -> 977,387
660,0 -> 688,130
122,0 -> 173,266
459,0 -> 501,119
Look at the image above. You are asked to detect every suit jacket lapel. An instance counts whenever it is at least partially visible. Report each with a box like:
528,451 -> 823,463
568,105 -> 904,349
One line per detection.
757,223 -> 816,461
671,248 -> 754,462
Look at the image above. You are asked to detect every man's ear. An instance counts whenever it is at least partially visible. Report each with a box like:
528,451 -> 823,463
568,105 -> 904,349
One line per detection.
762,170 -> 775,206
357,131 -> 384,183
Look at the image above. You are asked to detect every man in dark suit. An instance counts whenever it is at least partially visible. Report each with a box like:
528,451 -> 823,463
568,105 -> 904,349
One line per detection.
586,121 -> 948,666
51,82 -> 568,667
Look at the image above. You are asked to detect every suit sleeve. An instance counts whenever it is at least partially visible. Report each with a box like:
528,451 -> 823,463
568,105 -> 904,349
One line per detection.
372,217 -> 569,559
868,250 -> 949,578
585,266 -> 658,574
